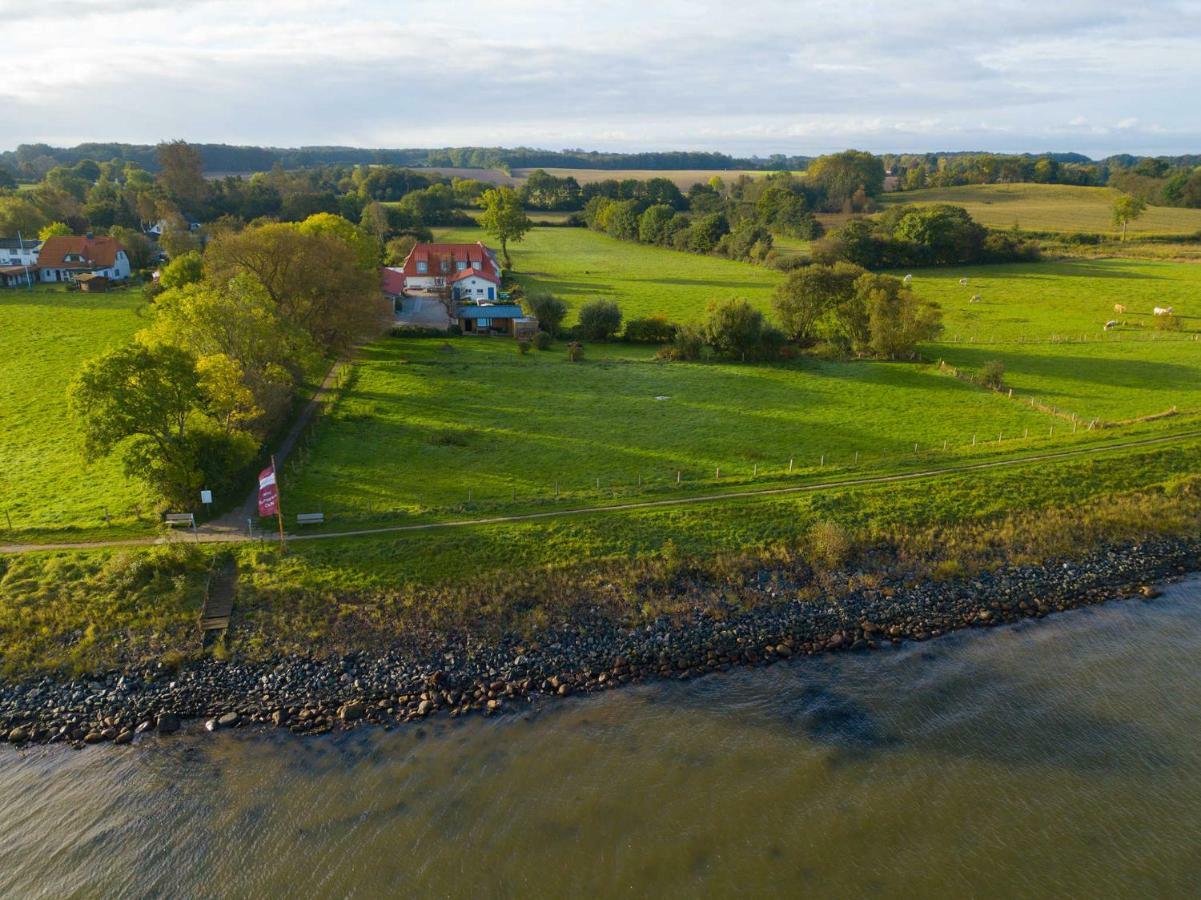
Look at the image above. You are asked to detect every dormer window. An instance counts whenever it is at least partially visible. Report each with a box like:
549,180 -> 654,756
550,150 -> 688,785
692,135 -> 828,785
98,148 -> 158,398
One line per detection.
471,260 -> 480,269
440,259 -> 451,273
416,261 -> 428,274
456,260 -> 467,271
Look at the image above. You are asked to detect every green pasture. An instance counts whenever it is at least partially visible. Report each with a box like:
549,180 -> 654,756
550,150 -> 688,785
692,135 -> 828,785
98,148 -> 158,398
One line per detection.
880,183 -> 1201,236
284,336 -> 1112,523
0,285 -> 150,538
436,224 -> 781,325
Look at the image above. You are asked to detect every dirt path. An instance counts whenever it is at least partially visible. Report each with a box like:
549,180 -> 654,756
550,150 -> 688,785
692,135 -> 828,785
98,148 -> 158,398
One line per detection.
204,357 -> 350,538
3,428 -> 1198,556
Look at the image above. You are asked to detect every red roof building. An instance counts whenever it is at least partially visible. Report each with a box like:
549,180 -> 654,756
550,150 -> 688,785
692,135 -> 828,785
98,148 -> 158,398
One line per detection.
399,241 -> 500,289
37,234 -> 132,284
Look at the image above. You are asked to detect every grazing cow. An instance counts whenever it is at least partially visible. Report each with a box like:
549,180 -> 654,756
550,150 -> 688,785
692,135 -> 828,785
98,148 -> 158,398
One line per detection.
1104,320 -> 1119,330
958,278 -> 969,286
903,274 -> 913,285
1114,303 -> 1126,314
1153,306 -> 1175,316
969,294 -> 983,303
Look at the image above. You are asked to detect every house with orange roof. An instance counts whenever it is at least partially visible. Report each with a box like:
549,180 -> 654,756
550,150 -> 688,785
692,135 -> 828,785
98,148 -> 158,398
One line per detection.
37,234 -> 131,284
398,241 -> 502,301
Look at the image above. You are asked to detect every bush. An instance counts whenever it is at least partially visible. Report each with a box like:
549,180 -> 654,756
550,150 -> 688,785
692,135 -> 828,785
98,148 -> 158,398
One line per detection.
577,298 -> 623,341
702,298 -> 765,360
978,360 -> 1006,389
526,292 -> 567,336
447,323 -> 463,336
389,324 -> 446,338
624,314 -> 677,344
517,339 -> 531,354
807,520 -> 852,570
656,324 -> 705,361
1154,313 -> 1183,331
533,331 -> 553,350
566,341 -> 584,362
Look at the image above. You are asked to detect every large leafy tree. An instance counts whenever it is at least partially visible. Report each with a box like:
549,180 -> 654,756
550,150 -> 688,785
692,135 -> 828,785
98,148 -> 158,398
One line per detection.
477,186 -> 532,269
703,298 -> 765,361
156,140 -> 208,213
858,273 -> 943,359
68,344 -> 255,506
772,262 -> 865,344
204,223 -> 388,352
297,212 -> 380,270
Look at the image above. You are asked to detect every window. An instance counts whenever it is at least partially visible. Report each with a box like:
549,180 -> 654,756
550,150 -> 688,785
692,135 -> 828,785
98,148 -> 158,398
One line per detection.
416,261 -> 428,274
456,260 -> 466,271
471,260 -> 480,269
440,260 -> 451,273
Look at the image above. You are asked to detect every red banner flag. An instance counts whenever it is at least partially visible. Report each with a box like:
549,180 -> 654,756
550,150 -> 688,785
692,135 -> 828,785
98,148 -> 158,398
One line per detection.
257,464 -> 279,517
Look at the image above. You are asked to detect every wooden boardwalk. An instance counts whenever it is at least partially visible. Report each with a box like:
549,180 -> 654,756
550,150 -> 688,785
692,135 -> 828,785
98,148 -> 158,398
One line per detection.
201,559 -> 237,633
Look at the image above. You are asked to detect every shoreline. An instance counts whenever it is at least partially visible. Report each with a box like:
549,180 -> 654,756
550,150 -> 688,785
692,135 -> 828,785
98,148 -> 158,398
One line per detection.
2,536 -> 1199,749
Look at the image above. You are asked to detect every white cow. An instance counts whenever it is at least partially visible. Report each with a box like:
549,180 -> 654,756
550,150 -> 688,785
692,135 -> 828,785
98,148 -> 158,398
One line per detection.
902,274 -> 913,285
1104,320 -> 1119,331
1153,306 -> 1175,316
958,278 -> 969,286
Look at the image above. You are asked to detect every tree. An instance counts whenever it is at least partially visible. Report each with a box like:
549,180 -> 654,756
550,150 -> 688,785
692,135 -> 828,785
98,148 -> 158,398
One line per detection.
857,273 -> 943,358
296,212 -> 380,270
68,343 -> 256,506
525,292 -> 567,336
156,140 -> 208,212
140,276 -> 306,434
0,196 -> 47,236
158,250 -> 204,289
477,186 -> 532,268
110,226 -> 155,271
577,299 -> 623,341
204,223 -> 388,352
638,204 -> 676,245
703,298 -> 765,361
772,262 -> 865,343
384,235 -> 417,266
1111,193 -> 1147,241
38,221 -> 71,241
807,150 -> 886,203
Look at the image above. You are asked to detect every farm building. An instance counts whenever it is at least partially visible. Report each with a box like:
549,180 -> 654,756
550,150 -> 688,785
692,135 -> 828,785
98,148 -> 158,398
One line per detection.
36,234 -> 131,284
76,273 -> 108,292
456,304 -> 536,337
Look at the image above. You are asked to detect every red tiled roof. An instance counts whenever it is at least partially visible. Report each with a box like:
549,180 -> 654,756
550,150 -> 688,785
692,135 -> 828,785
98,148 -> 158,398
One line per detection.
37,235 -> 125,270
380,267 -> 406,295
449,266 -> 499,284
400,241 -> 498,279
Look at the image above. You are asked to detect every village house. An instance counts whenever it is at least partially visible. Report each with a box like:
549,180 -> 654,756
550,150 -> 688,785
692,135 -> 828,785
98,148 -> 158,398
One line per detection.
0,237 -> 40,287
398,241 -> 502,300
36,234 -> 131,284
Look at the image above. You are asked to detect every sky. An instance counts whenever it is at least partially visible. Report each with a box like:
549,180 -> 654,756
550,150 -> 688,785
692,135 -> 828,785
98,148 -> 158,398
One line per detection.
1,0 -> 1199,158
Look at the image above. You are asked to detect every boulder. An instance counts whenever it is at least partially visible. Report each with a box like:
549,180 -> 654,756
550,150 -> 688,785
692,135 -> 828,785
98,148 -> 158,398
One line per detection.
339,702 -> 365,722
217,712 -> 240,728
156,713 -> 180,734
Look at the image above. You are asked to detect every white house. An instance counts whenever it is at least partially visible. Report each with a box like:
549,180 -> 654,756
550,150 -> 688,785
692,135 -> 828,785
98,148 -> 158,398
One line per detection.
36,234 -> 132,283
0,237 -> 41,267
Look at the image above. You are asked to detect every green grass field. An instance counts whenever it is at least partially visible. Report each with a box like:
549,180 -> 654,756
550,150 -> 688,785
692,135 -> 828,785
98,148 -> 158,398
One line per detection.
284,338 -> 1063,520
436,225 -> 781,324
880,183 -> 1201,236
0,285 -> 150,538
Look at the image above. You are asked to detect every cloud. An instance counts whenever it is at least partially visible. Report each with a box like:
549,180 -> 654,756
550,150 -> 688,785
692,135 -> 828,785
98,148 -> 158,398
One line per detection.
0,0 -> 1197,155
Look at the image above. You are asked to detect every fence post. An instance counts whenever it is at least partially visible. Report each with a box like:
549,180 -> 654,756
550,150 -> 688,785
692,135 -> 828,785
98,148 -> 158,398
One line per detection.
715,467 -> 720,480
677,470 -> 681,485
788,457 -> 794,473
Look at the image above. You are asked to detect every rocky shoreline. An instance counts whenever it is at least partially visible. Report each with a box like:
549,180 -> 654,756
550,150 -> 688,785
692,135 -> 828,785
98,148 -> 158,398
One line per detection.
3,537 -> 1199,750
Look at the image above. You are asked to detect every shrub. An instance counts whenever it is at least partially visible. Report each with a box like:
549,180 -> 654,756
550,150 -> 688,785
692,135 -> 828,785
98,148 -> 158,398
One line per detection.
389,324 -> 445,338
1154,313 -> 1183,331
447,323 -> 463,336
807,520 -> 852,570
517,339 -> 531,354
657,324 -> 705,361
533,331 -> 553,350
702,298 -> 765,360
978,360 -> 1006,390
578,299 -> 623,341
624,314 -> 676,344
526,292 -> 567,336
566,341 -> 584,362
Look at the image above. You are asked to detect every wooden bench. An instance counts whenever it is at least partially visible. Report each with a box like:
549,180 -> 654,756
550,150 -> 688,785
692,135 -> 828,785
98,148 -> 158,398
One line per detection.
164,513 -> 196,528
296,512 -> 325,526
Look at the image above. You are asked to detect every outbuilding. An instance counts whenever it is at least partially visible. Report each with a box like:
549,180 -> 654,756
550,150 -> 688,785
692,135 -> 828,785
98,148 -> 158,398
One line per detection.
457,303 -> 527,336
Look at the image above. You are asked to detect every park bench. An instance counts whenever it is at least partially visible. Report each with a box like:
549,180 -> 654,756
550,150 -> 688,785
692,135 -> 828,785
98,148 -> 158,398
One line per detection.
296,512 -> 325,526
164,513 -> 195,528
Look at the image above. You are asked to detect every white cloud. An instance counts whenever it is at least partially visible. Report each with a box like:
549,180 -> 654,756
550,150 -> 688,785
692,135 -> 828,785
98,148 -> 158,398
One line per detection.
0,0 -> 1197,155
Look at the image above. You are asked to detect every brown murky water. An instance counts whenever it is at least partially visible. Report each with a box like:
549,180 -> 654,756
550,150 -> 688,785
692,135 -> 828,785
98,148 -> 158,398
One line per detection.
3,578 -> 1201,898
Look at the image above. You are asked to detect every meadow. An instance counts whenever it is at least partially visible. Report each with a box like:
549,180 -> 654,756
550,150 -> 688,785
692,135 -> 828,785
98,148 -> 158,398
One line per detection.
880,183 -> 1201,236
0,285 -> 150,538
436,224 -> 782,324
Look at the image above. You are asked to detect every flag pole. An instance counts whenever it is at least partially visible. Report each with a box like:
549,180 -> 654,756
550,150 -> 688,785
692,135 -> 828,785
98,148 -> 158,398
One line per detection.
272,454 -> 287,553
